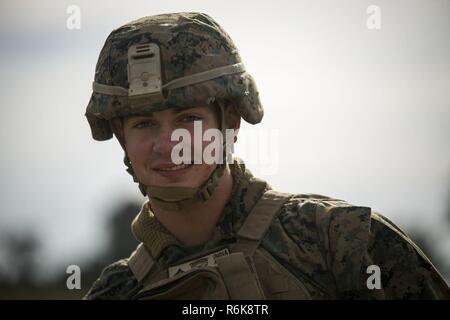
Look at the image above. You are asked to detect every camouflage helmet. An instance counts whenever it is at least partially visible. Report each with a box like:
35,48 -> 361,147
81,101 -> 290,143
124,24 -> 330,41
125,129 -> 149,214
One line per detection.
85,12 -> 264,141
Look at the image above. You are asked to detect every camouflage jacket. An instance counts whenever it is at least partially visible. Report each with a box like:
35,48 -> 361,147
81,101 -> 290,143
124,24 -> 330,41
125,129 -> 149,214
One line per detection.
84,161 -> 450,300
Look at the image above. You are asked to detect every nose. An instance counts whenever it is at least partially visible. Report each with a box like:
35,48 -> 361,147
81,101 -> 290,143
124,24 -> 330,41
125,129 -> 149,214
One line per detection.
152,124 -> 179,157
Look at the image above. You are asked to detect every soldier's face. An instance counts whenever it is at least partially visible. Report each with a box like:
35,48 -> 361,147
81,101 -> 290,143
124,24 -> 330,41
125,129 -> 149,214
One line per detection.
122,106 -> 220,188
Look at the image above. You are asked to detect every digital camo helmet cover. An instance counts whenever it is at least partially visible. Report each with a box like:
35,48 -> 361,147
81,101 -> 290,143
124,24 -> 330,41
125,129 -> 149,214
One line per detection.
85,12 -> 264,141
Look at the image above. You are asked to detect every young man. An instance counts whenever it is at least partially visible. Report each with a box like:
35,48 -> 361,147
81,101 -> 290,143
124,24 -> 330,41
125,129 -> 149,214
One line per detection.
84,12 -> 449,299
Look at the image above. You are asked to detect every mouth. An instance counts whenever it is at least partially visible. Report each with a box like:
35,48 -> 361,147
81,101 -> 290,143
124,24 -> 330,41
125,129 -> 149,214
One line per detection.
153,163 -> 193,172
152,162 -> 194,180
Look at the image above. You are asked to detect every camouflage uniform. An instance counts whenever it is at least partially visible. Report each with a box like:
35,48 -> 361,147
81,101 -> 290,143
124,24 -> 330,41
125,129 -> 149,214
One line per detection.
84,160 -> 450,299
83,12 -> 450,300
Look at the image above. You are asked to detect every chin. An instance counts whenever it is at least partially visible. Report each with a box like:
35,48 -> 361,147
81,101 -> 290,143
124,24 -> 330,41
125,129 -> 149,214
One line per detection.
138,163 -> 215,189
143,173 -> 200,189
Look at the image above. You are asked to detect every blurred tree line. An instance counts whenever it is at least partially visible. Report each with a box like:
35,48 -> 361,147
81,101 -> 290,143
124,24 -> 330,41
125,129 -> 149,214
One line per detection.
1,193 -> 449,299
0,201 -> 140,299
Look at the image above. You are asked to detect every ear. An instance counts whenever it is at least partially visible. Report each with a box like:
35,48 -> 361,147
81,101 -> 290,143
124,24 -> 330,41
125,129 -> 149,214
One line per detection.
224,101 -> 241,144
111,117 -> 127,150
224,101 -> 241,130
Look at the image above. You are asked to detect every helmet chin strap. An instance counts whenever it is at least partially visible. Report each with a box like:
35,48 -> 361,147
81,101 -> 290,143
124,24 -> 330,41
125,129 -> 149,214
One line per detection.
113,100 -> 230,212
146,162 -> 226,211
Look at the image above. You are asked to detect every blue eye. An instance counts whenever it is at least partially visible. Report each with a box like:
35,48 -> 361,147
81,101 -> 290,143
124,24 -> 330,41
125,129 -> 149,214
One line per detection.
181,115 -> 203,122
134,120 -> 154,129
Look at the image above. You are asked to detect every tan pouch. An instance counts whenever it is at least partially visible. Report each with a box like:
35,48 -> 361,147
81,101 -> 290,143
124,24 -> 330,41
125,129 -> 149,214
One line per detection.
133,267 -> 229,300
215,252 -> 265,299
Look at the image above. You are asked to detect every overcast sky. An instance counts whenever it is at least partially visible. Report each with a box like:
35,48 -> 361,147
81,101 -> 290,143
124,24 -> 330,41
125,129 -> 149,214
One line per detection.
0,0 -> 449,281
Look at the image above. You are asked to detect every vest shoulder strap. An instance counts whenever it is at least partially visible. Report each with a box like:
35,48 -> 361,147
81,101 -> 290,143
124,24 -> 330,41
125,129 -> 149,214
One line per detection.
231,190 -> 292,256
128,243 -> 156,283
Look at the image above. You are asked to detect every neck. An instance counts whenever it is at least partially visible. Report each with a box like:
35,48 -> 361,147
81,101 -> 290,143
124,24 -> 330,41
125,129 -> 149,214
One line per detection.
150,165 -> 234,247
